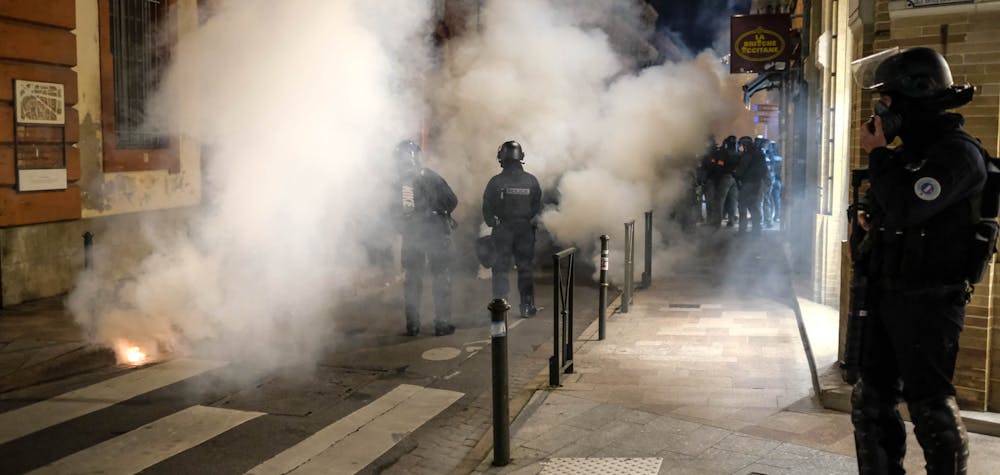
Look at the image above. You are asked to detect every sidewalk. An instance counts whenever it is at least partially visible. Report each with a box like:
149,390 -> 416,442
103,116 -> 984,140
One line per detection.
0,297 -> 114,394
475,235 -> 1000,474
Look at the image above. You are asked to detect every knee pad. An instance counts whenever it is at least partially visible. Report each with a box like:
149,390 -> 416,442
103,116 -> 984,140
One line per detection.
910,397 -> 969,474
851,382 -> 900,426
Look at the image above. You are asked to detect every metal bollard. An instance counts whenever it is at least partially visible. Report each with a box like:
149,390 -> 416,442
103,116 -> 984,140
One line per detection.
641,210 -> 653,289
488,298 -> 510,467
83,232 -> 94,271
599,235 -> 609,340
622,221 -> 635,313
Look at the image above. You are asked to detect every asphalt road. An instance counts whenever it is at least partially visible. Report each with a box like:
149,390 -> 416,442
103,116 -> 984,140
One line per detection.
0,268 -> 601,474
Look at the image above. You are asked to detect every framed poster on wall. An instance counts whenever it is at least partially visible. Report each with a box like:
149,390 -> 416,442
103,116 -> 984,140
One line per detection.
13,79 -> 68,192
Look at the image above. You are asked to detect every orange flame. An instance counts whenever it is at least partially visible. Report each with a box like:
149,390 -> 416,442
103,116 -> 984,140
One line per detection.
124,346 -> 147,365
114,340 -> 149,366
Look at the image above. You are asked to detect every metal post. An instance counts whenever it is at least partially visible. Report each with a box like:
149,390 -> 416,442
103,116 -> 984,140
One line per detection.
599,235 -> 609,340
488,298 -> 510,467
83,232 -> 94,271
565,254 -> 574,374
551,253 -> 561,386
622,221 -> 635,313
641,210 -> 652,289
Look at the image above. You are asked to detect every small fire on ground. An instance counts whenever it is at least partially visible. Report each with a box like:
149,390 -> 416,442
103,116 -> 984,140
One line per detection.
115,340 -> 149,366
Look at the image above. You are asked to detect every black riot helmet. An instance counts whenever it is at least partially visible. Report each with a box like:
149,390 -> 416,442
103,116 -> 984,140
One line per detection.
738,136 -> 754,152
497,140 -> 525,167
395,140 -> 421,173
722,135 -> 738,152
854,47 -> 974,110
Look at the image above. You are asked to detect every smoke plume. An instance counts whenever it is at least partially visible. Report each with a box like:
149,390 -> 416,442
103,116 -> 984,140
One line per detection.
68,0 -> 755,370
70,0 -> 432,368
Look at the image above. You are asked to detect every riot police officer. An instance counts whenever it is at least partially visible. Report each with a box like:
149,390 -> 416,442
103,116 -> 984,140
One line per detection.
734,136 -> 768,235
702,137 -> 733,228
393,140 -> 458,337
852,47 -> 984,474
721,135 -> 740,227
483,141 -> 542,317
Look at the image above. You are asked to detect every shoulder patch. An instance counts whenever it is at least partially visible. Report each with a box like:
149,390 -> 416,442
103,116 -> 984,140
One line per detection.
914,177 -> 942,201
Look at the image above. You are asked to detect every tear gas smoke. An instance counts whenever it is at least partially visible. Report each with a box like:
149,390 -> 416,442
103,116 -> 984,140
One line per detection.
69,0 -> 432,369
68,0 -> 754,370
431,0 -> 754,280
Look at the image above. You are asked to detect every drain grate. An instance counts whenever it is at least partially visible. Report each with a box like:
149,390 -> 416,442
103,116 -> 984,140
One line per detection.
540,458 -> 663,475
668,303 -> 702,309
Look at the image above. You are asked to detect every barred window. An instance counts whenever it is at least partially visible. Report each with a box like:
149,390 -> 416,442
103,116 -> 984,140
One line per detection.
110,0 -> 167,149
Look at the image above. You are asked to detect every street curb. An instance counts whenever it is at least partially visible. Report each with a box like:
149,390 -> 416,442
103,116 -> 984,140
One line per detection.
0,345 -> 116,394
454,292 -> 622,474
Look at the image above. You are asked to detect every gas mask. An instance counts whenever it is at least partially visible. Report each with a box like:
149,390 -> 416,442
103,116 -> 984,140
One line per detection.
873,100 -> 903,144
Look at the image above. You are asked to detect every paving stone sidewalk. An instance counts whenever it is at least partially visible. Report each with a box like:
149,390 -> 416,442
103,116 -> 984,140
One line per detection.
0,297 -> 114,394
473,236 -> 1000,474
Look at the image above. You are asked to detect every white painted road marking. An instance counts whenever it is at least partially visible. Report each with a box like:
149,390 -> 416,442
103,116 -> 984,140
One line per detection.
28,405 -> 263,475
0,358 -> 227,444
249,384 -> 464,475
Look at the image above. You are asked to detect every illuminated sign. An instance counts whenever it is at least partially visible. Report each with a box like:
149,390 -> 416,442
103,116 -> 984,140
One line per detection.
730,14 -> 794,74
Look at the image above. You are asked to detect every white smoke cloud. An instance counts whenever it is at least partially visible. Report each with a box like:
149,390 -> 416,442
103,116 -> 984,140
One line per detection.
431,0 -> 753,279
69,0 -> 433,368
68,0 -> 756,370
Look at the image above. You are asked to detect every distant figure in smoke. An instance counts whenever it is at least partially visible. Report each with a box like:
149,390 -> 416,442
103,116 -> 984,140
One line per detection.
483,141 -> 542,317
734,136 -> 769,235
765,140 -> 782,225
393,140 -> 458,337
721,136 -> 740,227
702,135 -> 738,228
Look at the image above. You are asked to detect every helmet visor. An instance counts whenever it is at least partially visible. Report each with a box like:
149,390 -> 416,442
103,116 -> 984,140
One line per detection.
851,47 -> 900,91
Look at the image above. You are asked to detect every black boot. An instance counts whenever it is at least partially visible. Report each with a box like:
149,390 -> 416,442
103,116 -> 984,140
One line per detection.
519,294 -> 538,318
434,321 -> 455,336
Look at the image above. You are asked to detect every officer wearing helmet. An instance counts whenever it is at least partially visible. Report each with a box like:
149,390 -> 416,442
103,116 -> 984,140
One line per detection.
721,135 -> 740,227
851,47 -> 985,474
702,136 -> 736,228
393,140 -> 458,337
483,141 -> 542,317
734,136 -> 769,235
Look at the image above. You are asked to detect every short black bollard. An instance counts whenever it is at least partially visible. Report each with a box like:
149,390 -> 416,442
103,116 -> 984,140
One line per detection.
599,235 -> 609,341
83,232 -> 94,271
488,298 -> 510,467
641,210 -> 653,289
622,221 -> 635,313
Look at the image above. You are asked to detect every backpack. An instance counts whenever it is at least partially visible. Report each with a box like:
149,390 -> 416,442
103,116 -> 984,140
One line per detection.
952,131 -> 1000,284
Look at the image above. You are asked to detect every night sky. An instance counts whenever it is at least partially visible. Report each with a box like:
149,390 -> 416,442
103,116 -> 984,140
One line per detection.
648,0 -> 751,54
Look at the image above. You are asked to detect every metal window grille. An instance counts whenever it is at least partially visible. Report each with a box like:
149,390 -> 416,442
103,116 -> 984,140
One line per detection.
110,0 -> 167,149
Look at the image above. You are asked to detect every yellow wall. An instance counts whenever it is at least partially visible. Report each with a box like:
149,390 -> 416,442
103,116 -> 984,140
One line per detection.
73,0 -> 201,218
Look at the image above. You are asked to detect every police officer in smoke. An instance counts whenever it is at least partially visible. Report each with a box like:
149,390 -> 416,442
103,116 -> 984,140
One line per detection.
851,47 -> 990,474
703,136 -> 740,228
734,136 -> 769,235
721,136 -> 740,227
483,141 -> 542,317
393,140 -> 458,337
765,140 -> 782,226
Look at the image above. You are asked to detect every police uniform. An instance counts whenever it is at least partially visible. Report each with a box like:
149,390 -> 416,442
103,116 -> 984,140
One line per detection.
702,139 -> 737,228
851,47 -> 984,475
394,141 -> 458,337
735,138 -> 769,234
483,141 -> 542,317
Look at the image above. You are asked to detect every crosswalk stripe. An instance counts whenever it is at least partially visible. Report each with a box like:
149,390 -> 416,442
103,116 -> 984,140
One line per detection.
0,358 -> 227,444
249,384 -> 464,475
28,405 -> 263,475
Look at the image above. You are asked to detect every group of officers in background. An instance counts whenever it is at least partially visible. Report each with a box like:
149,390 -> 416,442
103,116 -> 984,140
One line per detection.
697,135 -> 782,235
391,139 -> 540,338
